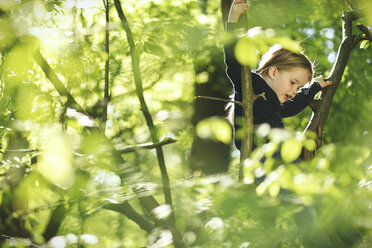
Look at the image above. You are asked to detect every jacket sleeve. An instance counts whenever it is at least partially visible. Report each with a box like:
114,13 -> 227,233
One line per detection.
223,23 -> 243,101
281,82 -> 321,118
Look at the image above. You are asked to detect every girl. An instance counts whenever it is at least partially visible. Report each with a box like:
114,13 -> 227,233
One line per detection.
224,3 -> 363,248
225,0 -> 333,150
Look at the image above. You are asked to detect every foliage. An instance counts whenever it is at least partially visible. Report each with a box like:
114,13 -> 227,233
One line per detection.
0,0 -> 372,247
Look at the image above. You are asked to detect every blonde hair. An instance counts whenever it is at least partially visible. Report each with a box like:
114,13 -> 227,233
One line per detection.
257,44 -> 314,82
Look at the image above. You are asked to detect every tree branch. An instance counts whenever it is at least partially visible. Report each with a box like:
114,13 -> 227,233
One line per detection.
102,0 -> 110,130
33,51 -> 90,117
43,204 -> 68,241
302,10 -> 363,160
113,0 -> 175,223
194,96 -> 243,106
356,24 -> 372,42
342,10 -> 362,38
117,137 -> 177,154
104,201 -> 155,233
308,99 -> 322,113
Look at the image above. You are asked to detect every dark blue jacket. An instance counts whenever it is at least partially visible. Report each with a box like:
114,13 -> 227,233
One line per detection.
224,23 -> 321,150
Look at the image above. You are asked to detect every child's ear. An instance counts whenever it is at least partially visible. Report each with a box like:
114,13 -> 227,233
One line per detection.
268,66 -> 278,79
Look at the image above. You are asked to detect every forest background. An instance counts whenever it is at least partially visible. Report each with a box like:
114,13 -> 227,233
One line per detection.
0,0 -> 372,247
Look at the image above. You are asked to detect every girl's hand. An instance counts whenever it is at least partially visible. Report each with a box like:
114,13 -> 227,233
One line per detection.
228,0 -> 249,23
314,75 -> 333,88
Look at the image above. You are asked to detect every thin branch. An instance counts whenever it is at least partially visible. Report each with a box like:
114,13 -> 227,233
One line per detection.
117,137 -> 177,154
113,0 -> 175,222
356,24 -> 372,42
194,96 -> 243,106
43,204 -> 68,241
104,201 -> 155,233
102,0 -> 110,130
254,92 -> 266,101
33,51 -> 91,118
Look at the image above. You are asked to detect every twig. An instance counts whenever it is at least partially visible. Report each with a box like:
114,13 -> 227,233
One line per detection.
117,137 -> 177,153
254,92 -> 266,101
194,95 -> 242,106
113,0 -> 175,223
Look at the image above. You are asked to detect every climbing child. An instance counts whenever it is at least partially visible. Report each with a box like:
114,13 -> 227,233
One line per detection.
223,2 -> 364,247
225,0 -> 333,150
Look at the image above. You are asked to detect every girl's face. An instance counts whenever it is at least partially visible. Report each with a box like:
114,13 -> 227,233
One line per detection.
266,67 -> 310,103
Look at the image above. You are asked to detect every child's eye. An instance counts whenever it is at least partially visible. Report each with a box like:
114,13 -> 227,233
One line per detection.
290,81 -> 295,85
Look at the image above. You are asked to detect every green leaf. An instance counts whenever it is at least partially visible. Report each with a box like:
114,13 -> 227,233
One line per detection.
360,40 -> 370,50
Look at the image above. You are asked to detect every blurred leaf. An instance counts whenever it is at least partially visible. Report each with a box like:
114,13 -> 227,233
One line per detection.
269,182 -> 280,198
152,204 -> 172,220
303,139 -> 316,151
195,71 -> 209,84
235,37 -> 259,67
0,0 -> 18,11
281,138 -> 302,163
37,129 -> 75,188
196,117 -> 232,144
